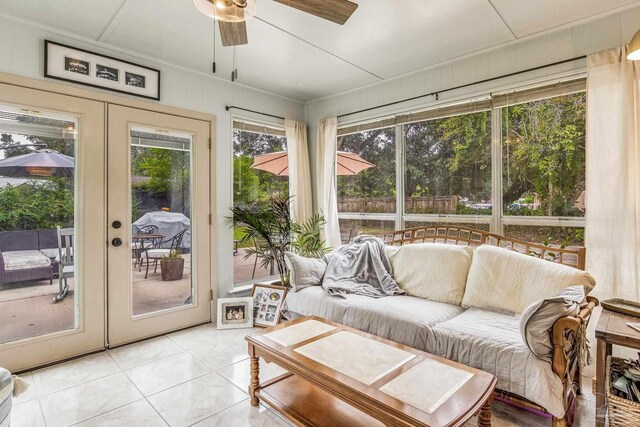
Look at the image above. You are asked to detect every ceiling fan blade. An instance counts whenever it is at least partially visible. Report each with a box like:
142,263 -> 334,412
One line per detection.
274,0 -> 358,25
218,20 -> 248,46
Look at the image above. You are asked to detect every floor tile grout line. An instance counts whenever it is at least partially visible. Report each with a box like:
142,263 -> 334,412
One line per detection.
38,372 -> 143,427
36,398 -> 49,427
111,346 -> 190,372
185,397 -> 252,427
31,353 -> 121,399
142,396 -> 171,427
66,397 -> 148,427
143,370 -> 231,400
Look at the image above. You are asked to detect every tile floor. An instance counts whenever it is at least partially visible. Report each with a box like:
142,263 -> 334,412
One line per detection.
10,323 -> 598,427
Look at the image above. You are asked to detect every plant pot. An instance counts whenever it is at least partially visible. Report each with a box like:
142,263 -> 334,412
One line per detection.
160,258 -> 184,281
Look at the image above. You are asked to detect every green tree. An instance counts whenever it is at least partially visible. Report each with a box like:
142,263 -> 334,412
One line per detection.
337,128 -> 396,203
0,179 -> 74,231
503,93 -> 586,216
233,130 -> 289,205
0,134 -> 33,157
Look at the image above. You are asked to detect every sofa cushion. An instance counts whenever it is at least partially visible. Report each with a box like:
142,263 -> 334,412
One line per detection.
519,285 -> 585,361
462,245 -> 595,314
282,286 -> 352,323
343,294 -> 466,351
426,308 -> 565,418
386,243 -> 473,305
283,286 -> 465,351
284,252 -> 326,292
2,250 -> 52,271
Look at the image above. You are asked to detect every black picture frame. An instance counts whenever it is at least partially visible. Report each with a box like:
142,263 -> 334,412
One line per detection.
44,40 -> 161,101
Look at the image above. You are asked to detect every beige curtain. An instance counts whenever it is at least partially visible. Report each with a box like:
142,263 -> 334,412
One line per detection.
586,46 -> 640,300
285,119 -> 313,223
316,117 -> 341,248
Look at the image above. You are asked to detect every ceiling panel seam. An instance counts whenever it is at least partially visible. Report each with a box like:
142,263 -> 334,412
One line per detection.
487,0 -> 517,39
97,0 -> 131,42
254,16 -> 384,81
0,11 -> 306,104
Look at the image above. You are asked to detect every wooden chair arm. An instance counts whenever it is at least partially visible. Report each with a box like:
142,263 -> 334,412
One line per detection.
551,296 -> 600,378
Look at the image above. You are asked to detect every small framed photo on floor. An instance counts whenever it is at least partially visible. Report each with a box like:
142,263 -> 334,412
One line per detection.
217,297 -> 253,329
251,283 -> 288,328
44,40 -> 160,100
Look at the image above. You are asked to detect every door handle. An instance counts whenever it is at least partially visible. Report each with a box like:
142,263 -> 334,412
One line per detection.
111,238 -> 123,247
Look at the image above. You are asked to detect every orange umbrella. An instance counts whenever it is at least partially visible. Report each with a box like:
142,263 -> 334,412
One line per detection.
251,151 -> 374,176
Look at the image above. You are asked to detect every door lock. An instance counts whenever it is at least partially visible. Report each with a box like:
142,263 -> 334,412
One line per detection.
111,238 -> 122,247
112,220 -> 122,229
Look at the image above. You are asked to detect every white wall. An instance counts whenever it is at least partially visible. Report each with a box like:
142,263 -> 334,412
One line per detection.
304,6 -> 640,211
0,14 -> 305,297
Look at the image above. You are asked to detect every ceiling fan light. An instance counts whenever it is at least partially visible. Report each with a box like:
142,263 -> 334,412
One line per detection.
194,0 -> 256,22
628,29 -> 640,60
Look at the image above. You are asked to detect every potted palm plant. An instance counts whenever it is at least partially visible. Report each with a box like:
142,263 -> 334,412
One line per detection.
160,249 -> 184,281
229,195 -> 330,287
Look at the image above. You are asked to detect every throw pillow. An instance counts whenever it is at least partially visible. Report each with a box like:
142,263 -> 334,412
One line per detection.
284,252 -> 326,292
386,243 -> 474,305
519,285 -> 586,361
462,245 -> 595,314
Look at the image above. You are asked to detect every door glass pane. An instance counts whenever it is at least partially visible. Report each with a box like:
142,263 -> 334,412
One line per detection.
130,125 -> 192,316
0,105 -> 78,344
502,92 -> 586,217
404,112 -> 492,215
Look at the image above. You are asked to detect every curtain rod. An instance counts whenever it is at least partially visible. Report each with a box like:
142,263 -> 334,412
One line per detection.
337,55 -> 587,119
225,105 -> 285,121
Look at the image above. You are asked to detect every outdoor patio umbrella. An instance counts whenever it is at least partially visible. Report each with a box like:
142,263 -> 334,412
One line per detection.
251,151 -> 374,176
0,149 -> 74,178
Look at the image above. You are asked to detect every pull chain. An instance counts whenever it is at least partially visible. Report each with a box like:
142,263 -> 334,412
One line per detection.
212,15 -> 217,73
232,47 -> 238,81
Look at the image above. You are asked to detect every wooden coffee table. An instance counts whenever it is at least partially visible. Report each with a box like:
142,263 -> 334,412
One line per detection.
245,316 -> 496,427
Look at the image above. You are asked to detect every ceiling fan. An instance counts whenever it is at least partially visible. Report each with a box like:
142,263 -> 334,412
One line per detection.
194,0 -> 359,47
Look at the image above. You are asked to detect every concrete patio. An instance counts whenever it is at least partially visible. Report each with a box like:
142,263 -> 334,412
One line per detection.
0,250 -> 271,345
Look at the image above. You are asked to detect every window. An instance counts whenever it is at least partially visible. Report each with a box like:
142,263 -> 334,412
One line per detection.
404,111 -> 491,215
337,126 -> 396,238
502,94 -> 586,219
337,80 -> 586,247
232,120 -> 287,284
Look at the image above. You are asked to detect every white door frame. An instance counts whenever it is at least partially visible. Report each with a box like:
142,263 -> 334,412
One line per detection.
0,83 -> 106,372
106,104 -> 212,347
0,73 -> 217,369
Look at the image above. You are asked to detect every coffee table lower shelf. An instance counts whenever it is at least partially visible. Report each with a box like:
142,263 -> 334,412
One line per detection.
255,373 -> 386,427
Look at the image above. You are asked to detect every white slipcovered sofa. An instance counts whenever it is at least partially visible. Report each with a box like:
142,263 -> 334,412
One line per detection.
282,226 -> 598,427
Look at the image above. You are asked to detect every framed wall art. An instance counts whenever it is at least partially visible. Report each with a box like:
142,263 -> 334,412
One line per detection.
251,283 -> 288,328
217,297 -> 254,330
44,40 -> 161,100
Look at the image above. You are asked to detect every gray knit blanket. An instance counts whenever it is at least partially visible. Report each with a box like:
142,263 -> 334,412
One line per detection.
322,235 -> 405,298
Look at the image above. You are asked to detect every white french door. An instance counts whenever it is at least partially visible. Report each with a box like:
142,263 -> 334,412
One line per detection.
0,85 -> 213,372
0,84 -> 106,372
107,105 -> 211,346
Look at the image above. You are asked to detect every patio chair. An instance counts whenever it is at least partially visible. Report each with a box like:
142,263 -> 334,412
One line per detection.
54,226 -> 74,303
132,225 -> 159,270
141,229 -> 187,279
251,236 -> 276,279
340,227 -> 355,245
